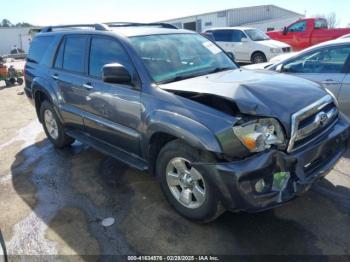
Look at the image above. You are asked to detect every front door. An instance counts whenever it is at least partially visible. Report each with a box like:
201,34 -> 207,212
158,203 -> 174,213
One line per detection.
282,45 -> 350,103
338,73 -> 350,117
81,36 -> 142,155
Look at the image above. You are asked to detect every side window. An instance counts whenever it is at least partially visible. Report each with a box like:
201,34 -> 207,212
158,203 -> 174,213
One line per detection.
212,30 -> 232,42
283,46 -> 350,73
288,21 -> 307,32
62,36 -> 87,73
27,36 -> 56,65
315,19 -> 328,29
231,30 -> 246,42
89,37 -> 132,78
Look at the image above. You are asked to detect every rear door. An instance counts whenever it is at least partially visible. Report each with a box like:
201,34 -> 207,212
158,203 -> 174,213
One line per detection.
81,35 -> 142,155
281,45 -> 350,102
51,35 -> 88,129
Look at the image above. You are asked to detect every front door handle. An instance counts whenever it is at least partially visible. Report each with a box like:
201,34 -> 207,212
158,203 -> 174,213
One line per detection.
321,79 -> 341,85
51,74 -> 59,80
83,83 -> 93,90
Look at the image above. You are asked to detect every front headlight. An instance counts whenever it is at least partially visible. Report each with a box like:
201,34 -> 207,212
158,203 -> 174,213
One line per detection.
270,48 -> 281,53
233,118 -> 285,152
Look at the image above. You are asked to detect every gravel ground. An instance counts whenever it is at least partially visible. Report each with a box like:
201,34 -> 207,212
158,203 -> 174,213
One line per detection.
0,81 -> 350,260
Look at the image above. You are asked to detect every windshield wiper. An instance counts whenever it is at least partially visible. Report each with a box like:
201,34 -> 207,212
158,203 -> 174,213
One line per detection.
159,72 -> 205,84
206,67 -> 234,74
159,67 -> 234,84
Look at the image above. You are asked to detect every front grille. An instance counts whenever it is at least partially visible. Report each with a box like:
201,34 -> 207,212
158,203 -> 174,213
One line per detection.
287,95 -> 338,152
282,47 -> 291,53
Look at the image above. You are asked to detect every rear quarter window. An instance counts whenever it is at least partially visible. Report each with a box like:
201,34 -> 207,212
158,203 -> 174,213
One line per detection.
27,36 -> 57,66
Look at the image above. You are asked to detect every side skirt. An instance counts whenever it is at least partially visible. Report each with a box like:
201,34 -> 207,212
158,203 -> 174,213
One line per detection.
66,129 -> 148,171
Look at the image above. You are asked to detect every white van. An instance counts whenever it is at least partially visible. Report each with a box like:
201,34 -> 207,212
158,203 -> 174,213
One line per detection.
204,27 -> 292,64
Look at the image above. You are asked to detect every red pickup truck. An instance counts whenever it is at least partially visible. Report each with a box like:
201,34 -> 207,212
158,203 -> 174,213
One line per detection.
266,18 -> 350,51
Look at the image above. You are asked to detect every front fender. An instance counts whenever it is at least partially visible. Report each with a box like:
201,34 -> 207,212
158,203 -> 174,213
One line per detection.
145,110 -> 223,154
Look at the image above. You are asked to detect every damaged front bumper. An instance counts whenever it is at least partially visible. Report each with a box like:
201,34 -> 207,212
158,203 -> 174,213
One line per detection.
195,115 -> 350,212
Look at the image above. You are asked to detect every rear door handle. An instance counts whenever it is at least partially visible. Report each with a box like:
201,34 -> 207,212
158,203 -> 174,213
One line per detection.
83,83 -> 93,90
51,74 -> 59,80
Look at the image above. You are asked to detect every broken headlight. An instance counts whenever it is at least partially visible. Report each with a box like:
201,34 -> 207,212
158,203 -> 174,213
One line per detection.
233,118 -> 285,152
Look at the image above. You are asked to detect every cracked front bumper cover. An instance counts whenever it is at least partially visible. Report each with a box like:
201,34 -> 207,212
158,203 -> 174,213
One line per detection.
194,115 -> 350,212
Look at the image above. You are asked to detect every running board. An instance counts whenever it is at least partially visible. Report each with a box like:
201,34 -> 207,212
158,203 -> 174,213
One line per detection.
66,130 -> 148,171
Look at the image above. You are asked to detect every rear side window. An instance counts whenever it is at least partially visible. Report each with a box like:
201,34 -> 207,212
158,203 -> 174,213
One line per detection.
89,37 -> 132,78
27,36 -> 56,65
212,30 -> 232,42
211,30 -> 245,42
62,36 -> 87,73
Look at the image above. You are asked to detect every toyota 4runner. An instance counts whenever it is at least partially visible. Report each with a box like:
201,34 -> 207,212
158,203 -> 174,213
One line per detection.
24,23 -> 350,222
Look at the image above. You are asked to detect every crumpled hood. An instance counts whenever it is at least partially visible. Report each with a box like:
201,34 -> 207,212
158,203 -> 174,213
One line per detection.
159,69 -> 327,135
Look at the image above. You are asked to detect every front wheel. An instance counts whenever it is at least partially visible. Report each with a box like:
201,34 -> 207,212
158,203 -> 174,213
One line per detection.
40,100 -> 75,148
251,52 -> 267,64
156,140 -> 224,222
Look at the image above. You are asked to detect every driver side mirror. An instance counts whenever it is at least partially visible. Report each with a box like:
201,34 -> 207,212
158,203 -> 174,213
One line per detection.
102,63 -> 132,85
241,37 -> 249,43
282,27 -> 288,35
275,64 -> 284,72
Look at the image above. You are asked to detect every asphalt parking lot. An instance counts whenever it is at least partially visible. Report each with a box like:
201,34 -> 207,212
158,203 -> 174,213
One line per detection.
1,83 -> 350,258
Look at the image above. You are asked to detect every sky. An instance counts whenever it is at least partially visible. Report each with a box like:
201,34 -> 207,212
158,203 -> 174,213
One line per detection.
2,0 -> 349,27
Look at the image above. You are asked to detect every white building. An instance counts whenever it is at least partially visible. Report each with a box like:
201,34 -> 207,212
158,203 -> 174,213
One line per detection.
0,27 -> 33,55
161,5 -> 304,32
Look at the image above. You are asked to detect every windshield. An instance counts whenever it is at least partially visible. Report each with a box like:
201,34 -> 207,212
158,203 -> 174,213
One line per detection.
129,33 -> 237,83
244,29 -> 270,41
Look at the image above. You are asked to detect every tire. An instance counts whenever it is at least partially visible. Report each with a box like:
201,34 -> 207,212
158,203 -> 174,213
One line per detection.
251,52 -> 267,64
156,140 -> 224,223
40,100 -> 75,148
16,78 -> 23,85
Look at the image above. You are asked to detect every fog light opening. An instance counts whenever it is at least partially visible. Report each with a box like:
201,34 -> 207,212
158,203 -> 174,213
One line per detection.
272,172 -> 291,191
255,179 -> 268,193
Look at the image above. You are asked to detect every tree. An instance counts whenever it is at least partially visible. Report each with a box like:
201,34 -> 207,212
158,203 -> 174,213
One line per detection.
15,22 -> 33,27
1,19 -> 12,27
327,12 -> 339,28
0,19 -> 33,27
312,12 -> 339,28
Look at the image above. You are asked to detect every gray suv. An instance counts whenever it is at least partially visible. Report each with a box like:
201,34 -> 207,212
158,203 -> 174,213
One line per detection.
24,23 -> 350,222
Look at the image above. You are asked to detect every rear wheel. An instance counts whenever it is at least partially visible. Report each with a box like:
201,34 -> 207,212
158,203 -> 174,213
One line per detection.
251,52 -> 267,64
156,140 -> 224,222
40,100 -> 74,148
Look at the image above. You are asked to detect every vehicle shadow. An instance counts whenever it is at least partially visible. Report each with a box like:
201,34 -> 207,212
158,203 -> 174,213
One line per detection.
8,139 -> 350,256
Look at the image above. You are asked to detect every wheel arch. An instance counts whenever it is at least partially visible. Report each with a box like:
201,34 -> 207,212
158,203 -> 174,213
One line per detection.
31,77 -> 61,123
144,110 -> 223,175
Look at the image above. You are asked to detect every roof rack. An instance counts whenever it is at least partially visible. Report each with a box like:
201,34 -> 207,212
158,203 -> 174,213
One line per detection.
40,23 -> 110,32
104,22 -> 178,29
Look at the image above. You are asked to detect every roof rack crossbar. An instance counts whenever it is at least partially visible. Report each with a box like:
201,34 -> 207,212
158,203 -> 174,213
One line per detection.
41,23 -> 109,32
